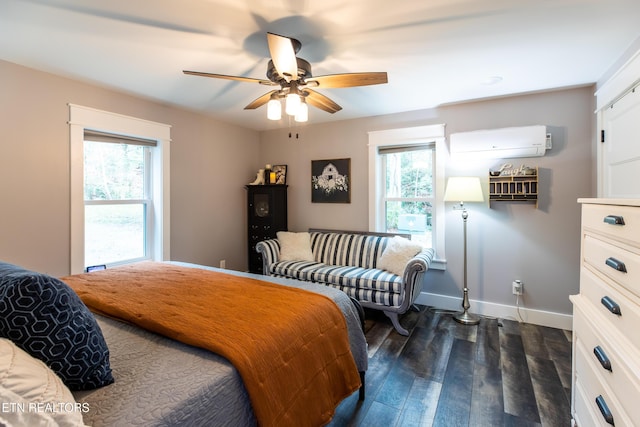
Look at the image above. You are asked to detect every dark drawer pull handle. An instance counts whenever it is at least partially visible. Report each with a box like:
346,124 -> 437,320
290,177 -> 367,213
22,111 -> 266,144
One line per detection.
595,395 -> 615,425
603,215 -> 625,225
594,346 -> 612,371
605,257 -> 627,273
601,296 -> 622,316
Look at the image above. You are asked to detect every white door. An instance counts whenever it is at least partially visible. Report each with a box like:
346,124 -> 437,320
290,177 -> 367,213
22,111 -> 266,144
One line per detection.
600,86 -> 640,198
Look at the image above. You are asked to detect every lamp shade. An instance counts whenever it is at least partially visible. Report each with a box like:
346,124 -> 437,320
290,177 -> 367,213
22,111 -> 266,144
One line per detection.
294,99 -> 308,122
285,92 -> 301,116
444,177 -> 484,203
267,97 -> 282,120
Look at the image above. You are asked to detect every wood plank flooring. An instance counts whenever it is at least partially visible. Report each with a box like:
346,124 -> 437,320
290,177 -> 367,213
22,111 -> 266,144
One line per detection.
328,306 -> 573,427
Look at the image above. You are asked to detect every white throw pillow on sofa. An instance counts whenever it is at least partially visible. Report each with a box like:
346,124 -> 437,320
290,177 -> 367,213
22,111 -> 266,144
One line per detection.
0,338 -> 88,427
378,236 -> 423,276
277,231 -> 315,262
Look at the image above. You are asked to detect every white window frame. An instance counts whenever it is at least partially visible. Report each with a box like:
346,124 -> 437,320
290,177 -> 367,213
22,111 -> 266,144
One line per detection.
83,140 -> 153,266
69,104 -> 171,274
368,124 -> 447,270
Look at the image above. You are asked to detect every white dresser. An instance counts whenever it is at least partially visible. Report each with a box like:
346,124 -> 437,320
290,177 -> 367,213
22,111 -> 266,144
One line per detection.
571,198 -> 640,426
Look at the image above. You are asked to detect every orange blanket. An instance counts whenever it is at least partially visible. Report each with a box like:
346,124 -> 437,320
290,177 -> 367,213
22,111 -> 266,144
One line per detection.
62,262 -> 360,426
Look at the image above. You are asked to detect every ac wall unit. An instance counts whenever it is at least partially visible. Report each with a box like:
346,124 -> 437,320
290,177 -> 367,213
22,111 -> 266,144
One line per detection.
450,125 -> 551,159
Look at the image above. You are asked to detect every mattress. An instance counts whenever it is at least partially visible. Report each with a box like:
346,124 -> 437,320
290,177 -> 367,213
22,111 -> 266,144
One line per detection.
72,264 -> 367,426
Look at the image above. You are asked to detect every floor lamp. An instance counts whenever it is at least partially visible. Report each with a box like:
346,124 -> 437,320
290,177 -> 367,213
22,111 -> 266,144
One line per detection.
444,177 -> 485,325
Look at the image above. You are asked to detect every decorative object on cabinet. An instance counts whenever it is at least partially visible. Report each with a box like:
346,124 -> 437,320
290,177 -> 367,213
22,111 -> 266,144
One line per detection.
263,164 -> 273,184
570,198 -> 640,426
245,185 -> 288,274
311,158 -> 350,203
443,177 -> 485,325
489,164 -> 538,207
248,168 -> 265,185
272,165 -> 287,185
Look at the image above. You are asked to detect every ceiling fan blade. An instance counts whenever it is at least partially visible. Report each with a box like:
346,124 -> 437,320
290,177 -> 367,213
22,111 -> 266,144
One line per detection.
306,72 -> 388,88
267,32 -> 299,82
304,89 -> 342,114
183,70 -> 275,86
244,90 -> 278,110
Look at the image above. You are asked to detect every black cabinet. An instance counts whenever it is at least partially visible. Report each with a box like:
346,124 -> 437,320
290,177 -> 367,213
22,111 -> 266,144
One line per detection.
245,185 -> 288,274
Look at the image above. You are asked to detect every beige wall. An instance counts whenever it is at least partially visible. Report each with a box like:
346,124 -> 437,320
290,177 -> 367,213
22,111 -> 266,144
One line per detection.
259,87 -> 596,316
0,59 -> 259,276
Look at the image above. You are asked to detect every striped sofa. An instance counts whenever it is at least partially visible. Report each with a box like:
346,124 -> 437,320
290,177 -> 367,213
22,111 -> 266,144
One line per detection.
255,230 -> 434,335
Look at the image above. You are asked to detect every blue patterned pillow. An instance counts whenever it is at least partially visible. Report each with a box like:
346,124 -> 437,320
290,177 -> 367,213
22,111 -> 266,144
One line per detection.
0,261 -> 114,390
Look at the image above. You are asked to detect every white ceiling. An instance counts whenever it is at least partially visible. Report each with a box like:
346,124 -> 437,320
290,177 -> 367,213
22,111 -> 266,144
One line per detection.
2,0 -> 639,131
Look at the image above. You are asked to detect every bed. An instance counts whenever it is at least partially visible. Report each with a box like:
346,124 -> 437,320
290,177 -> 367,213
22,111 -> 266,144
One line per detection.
0,261 -> 367,427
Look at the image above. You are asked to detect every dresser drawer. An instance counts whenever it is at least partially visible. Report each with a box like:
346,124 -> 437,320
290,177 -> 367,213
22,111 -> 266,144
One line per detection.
575,338 -> 633,427
582,203 -> 640,243
574,379 -> 614,427
583,235 -> 640,298
581,267 -> 640,350
574,306 -> 640,421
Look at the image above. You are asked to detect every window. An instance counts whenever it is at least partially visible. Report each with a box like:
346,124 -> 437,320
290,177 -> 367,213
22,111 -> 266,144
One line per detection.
380,145 -> 434,247
368,125 -> 446,270
83,132 -> 154,267
69,105 -> 171,274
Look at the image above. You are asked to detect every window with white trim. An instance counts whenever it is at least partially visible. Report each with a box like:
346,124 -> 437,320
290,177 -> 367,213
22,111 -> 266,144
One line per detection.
368,125 -> 447,270
69,104 -> 171,274
83,131 -> 155,267
379,144 -> 434,247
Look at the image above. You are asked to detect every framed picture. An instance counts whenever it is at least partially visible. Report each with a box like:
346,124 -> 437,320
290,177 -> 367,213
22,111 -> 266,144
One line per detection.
272,164 -> 287,185
311,158 -> 351,203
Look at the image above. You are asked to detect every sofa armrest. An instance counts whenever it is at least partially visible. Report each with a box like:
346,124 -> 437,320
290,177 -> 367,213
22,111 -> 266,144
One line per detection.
400,248 -> 435,311
255,239 -> 280,276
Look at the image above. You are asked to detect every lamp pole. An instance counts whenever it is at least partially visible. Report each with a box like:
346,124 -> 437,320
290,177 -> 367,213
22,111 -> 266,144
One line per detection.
454,205 -> 480,325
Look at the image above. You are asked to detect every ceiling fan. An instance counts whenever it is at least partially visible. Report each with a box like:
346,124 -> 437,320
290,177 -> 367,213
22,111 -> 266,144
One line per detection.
183,32 -> 388,122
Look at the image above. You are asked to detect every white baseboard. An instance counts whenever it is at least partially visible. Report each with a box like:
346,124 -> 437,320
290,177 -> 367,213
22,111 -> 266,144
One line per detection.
415,291 -> 573,331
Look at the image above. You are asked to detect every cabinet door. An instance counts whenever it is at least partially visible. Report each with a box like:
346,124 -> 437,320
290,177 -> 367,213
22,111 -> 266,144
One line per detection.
601,87 -> 640,198
248,187 -> 286,230
268,187 -> 287,230
246,186 -> 287,274
252,192 -> 271,219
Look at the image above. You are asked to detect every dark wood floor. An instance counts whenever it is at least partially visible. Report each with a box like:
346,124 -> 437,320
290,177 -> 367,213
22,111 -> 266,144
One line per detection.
328,306 -> 573,427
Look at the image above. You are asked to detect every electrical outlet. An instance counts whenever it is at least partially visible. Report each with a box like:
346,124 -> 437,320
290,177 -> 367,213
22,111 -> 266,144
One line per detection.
512,280 -> 523,295
220,259 -> 226,269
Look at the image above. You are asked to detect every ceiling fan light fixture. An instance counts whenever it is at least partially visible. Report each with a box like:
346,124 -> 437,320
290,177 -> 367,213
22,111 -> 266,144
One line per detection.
267,96 -> 282,120
285,92 -> 301,116
185,33 -> 388,122
295,98 -> 308,122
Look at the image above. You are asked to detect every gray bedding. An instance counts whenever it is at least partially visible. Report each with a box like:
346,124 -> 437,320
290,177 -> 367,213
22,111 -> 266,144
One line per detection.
72,263 -> 367,426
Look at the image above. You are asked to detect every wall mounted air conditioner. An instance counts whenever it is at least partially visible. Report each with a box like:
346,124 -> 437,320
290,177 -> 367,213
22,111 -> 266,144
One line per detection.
450,125 -> 551,159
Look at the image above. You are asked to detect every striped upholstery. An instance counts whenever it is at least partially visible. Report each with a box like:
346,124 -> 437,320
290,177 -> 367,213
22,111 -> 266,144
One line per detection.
270,260 -> 404,306
257,232 -> 434,310
256,231 -> 434,334
309,232 -> 389,269
257,238 -> 281,265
